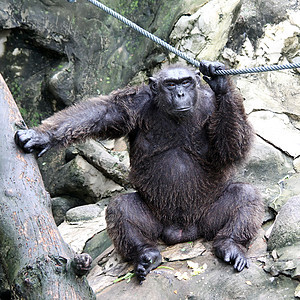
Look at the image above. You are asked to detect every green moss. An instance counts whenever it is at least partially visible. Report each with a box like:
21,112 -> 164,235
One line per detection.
19,107 -> 28,118
31,112 -> 43,127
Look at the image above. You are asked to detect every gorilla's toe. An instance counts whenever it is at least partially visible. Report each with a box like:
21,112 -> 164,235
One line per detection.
135,248 -> 162,283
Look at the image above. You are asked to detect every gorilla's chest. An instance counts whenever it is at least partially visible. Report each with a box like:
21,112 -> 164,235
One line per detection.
130,111 -> 208,160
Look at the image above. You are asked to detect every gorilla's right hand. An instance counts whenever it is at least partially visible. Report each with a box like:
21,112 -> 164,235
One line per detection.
199,60 -> 229,95
15,129 -> 52,157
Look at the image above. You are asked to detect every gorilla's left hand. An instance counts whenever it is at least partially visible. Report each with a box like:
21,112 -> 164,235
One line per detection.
15,129 -> 52,157
200,61 -> 229,95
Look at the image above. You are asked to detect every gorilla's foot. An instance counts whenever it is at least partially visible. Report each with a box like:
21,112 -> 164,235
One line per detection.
71,253 -> 93,276
135,247 -> 162,283
214,238 -> 249,272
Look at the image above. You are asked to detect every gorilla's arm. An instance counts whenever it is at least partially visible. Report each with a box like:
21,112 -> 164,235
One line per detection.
200,61 -> 253,168
15,86 -> 150,157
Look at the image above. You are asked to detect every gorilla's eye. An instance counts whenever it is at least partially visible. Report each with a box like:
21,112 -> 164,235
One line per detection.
165,82 -> 176,89
182,79 -> 192,86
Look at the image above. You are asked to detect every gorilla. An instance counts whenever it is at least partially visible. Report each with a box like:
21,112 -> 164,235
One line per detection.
15,61 -> 263,283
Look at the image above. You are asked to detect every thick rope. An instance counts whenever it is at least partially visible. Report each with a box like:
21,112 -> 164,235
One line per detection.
216,62 -> 300,75
67,0 -> 300,76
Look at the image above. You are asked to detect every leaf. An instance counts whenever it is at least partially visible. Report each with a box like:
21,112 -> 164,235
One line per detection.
175,271 -> 189,280
113,272 -> 135,283
157,266 -> 175,270
187,261 -> 208,276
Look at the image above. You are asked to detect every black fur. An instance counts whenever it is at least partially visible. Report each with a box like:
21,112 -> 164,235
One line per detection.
15,62 -> 263,282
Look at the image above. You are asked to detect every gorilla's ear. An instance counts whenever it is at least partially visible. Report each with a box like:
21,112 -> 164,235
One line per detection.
149,77 -> 158,95
195,70 -> 201,87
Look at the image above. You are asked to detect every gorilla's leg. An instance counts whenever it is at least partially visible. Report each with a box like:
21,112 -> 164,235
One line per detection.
203,183 -> 263,271
106,192 -> 162,282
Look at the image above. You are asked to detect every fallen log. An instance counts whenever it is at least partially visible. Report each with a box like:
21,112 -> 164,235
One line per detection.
0,74 -> 95,299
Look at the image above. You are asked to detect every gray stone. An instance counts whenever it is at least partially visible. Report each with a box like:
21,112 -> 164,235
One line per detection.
170,0 -> 242,62
90,241 -> 298,300
248,111 -> 300,158
268,195 -> 300,250
269,173 -> 300,211
83,230 -> 112,260
51,196 -> 85,225
75,140 -> 130,187
66,204 -> 102,222
236,135 -> 293,216
58,202 -> 107,253
47,62 -> 76,106
264,243 -> 300,280
161,240 -> 206,262
296,284 -> 300,298
37,147 -> 67,194
294,157 -> 300,173
49,155 -> 123,203
0,0 -> 205,128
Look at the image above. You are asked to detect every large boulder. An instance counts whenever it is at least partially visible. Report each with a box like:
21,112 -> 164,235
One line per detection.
170,0 -> 242,62
48,154 -> 124,203
268,195 -> 300,251
87,230 -> 297,299
0,0 -> 206,126
264,195 -> 300,285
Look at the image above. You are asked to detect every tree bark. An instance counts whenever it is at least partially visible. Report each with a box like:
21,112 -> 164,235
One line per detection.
0,74 -> 95,299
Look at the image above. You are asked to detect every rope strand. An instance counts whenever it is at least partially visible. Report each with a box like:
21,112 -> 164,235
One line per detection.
67,0 -> 300,76
216,62 -> 300,75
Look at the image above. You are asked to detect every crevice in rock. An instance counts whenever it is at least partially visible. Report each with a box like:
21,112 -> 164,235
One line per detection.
254,133 -> 294,159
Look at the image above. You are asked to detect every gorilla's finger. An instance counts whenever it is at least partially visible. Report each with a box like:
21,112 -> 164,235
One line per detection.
15,130 -> 29,147
23,139 -> 38,152
209,64 -> 216,77
202,76 -> 211,84
37,145 -> 50,157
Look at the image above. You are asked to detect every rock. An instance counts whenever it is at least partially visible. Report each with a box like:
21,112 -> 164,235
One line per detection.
226,8 -> 300,163
161,240 -> 206,262
64,202 -> 113,259
75,140 -> 130,187
66,204 -> 103,222
0,0 -> 204,129
236,135 -> 293,217
294,157 -> 300,172
248,111 -> 300,158
270,173 -> 300,211
295,283 -> 300,298
83,230 -> 112,260
37,147 -> 67,193
228,8 -> 300,209
48,155 -> 124,203
58,200 -> 108,253
267,195 -> 300,250
170,0 -> 242,61
51,196 -> 85,225
226,0 -> 299,52
87,248 -> 131,294
236,71 -> 300,117
84,223 -> 299,299
264,243 -> 300,281
90,241 -> 298,300
113,138 -> 128,152
47,62 -> 76,107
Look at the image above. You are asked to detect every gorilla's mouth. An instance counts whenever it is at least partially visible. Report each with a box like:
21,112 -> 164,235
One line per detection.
174,106 -> 192,112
